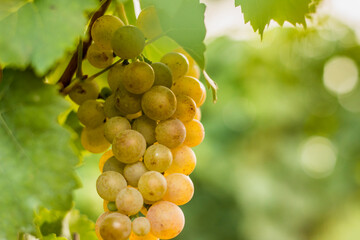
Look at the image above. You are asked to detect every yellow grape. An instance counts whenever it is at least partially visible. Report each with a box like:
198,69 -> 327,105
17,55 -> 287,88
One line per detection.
140,206 -> 148,216
116,187 -> 144,216
198,80 -> 206,107
96,171 -> 127,201
95,211 -> 112,240
165,145 -> 196,175
114,84 -> 142,115
129,231 -> 159,240
138,171 -> 167,202
194,107 -> 201,121
187,64 -> 201,79
77,100 -> 106,128
107,63 -> 126,91
160,52 -> 189,80
175,48 -> 195,68
91,15 -> 124,50
69,81 -> 99,105
87,43 -> 114,69
144,144 -> 172,173
123,161 -> 148,187
172,95 -> 196,122
104,116 -> 131,143
112,130 -> 146,164
100,213 -> 132,240
132,217 -> 151,236
103,156 -> 126,174
155,119 -> 186,148
111,25 -> 145,59
146,201 -> 185,239
104,94 -> 126,118
136,6 -> 162,39
132,115 -> 157,145
183,119 -> 205,147
151,62 -> 173,88
103,200 -> 109,212
123,62 -> 155,94
99,150 -> 114,172
126,111 -> 142,121
81,125 -> 110,153
171,76 -> 204,107
163,173 -> 194,205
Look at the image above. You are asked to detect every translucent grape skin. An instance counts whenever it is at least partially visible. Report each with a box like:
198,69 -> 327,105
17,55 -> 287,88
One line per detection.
141,86 -> 177,121
116,187 -> 144,216
161,52 -> 189,80
144,144 -> 173,173
138,171 -> 167,202
87,43 -> 114,69
111,25 -> 145,59
155,119 -> 186,149
112,130 -> 146,164
69,81 -> 99,105
136,6 -> 162,39
163,173 -> 194,205
172,95 -> 196,122
132,217 -> 151,236
123,161 -> 148,187
107,63 -> 126,91
104,94 -> 126,118
81,125 -> 110,153
99,150 -> 114,172
165,145 -> 196,175
183,119 -> 205,147
77,100 -> 106,128
146,201 -> 185,239
100,213 -> 132,240
91,15 -> 125,50
198,80 -> 206,107
194,107 -> 201,121
151,62 -> 173,88
104,116 -> 131,143
129,231 -> 159,240
96,171 -> 127,201
95,212 -> 112,240
171,76 -> 204,106
132,115 -> 157,145
115,84 -> 142,115
103,156 -> 126,174
123,62 -> 155,94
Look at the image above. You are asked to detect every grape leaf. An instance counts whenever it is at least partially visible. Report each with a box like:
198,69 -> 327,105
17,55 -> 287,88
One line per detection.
0,0 -> 97,75
0,69 -> 80,239
235,0 -> 313,36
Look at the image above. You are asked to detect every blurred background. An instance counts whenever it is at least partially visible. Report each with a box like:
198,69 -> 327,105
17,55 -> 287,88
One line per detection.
74,0 -> 360,239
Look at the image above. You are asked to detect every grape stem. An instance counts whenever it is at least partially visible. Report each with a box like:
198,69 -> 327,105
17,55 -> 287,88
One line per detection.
117,2 -> 129,25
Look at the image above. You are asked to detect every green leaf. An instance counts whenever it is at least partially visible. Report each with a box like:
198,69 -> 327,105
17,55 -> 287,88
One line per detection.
235,0 -> 313,36
0,0 -> 97,75
143,36 -> 179,62
0,69 -> 80,239
67,210 -> 97,240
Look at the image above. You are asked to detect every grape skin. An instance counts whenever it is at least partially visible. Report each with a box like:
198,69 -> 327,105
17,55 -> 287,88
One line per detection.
132,115 -> 157,145
161,52 -> 189,80
183,119 -> 205,147
129,231 -> 159,240
69,81 -> 99,105
171,76 -> 204,106
138,171 -> 167,202
91,15 -> 125,50
151,62 -> 173,88
136,6 -> 162,39
104,116 -> 131,143
194,107 -> 201,121
77,100 -> 106,128
155,119 -> 186,149
95,211 -> 112,240
172,94 -> 196,122
107,63 -> 126,91
123,62 -> 155,94
81,125 -> 110,153
163,173 -> 194,205
114,84 -> 142,115
87,43 -> 114,69
165,145 -> 196,175
123,161 -> 148,187
132,217 -> 151,236
96,171 -> 127,201
104,94 -> 126,118
116,187 -> 144,216
103,156 -> 126,174
111,25 -> 145,59
100,213 -> 132,240
144,144 -> 173,173
112,130 -> 146,164
99,150 -> 114,172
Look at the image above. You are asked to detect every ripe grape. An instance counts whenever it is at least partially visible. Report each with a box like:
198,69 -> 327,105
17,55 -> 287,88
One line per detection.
138,171 -> 167,202
112,130 -> 146,163
141,86 -> 177,121
99,150 -> 114,172
165,145 -> 196,175
132,115 -> 157,145
144,144 -> 172,173
87,43 -> 114,69
100,213 -> 132,240
123,62 -> 155,94
81,125 -> 110,153
136,6 -> 162,39
132,217 -> 151,236
172,95 -> 196,122
107,201 -> 118,211
198,80 -> 206,107
146,201 -> 185,239
95,212 -> 112,239
107,63 -> 126,91
104,116 -> 131,143
91,15 -> 125,50
123,161 -> 148,187
96,171 -> 127,201
194,107 -> 201,121
183,119 -> 205,147
116,187 -> 144,216
161,52 -> 189,80
163,173 -> 194,205
104,94 -> 126,118
155,119 -> 186,148
129,231 -> 159,240
114,84 -> 142,114
187,63 -> 201,79
69,81 -> 99,105
103,200 -> 109,211
171,76 -> 204,107
151,62 -> 173,88
111,25 -> 145,59
103,156 -> 126,174
77,100 -> 106,128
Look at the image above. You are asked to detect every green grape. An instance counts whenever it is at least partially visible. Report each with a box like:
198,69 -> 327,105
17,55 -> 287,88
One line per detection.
151,62 -> 173,88
146,201 -> 185,239
116,187 -> 144,216
104,94 -> 126,118
104,116 -> 131,143
141,86 -> 177,121
144,144 -> 172,173
160,52 -> 189,80
69,81 -> 99,105
165,145 -> 196,175
163,173 -> 194,206
107,63 -> 126,91
171,76 -> 204,106
123,162 -> 148,187
112,130 -> 146,163
100,87 -> 112,100
87,43 -> 114,69
138,171 -> 167,202
81,125 -> 110,153
91,15 -> 125,50
77,100 -> 106,128
129,231 -> 159,240
103,156 -> 126,174
172,95 -> 196,122
123,62 -> 154,94
99,150 -> 114,172
111,25 -> 145,59
136,6 -> 162,39
132,115 -> 157,145
183,119 -> 205,147
96,171 -> 127,201
107,201 -> 118,211
132,217 -> 151,236
100,213 -> 132,240
155,119 -> 186,148
115,84 -> 142,114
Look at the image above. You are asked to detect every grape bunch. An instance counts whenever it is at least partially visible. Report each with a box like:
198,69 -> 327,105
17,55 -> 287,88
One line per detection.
68,8 -> 205,240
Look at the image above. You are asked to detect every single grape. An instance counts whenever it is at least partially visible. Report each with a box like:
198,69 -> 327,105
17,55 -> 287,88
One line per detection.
151,62 -> 173,88
115,84 -> 142,115
141,86 -> 177,121
112,130 -> 146,164
81,125 -> 110,153
165,145 -> 196,175
138,171 -> 167,202
132,115 -> 157,145
132,217 -> 151,236
103,156 -> 126,174
146,201 -> 185,239
111,25 -> 145,59
69,81 -> 99,105
160,52 -> 189,80
123,62 -> 155,94
183,119 -> 205,147
144,144 -> 172,173
77,100 -> 106,128
171,76 -> 204,106
129,231 -> 159,240
116,187 -> 144,216
172,95 -> 196,122
107,63 -> 126,91
187,63 -> 201,79
163,173 -> 194,205
96,171 -> 127,201
198,80 -> 206,107
123,161 -> 148,187
100,213 -> 132,240
100,87 -> 112,100
155,119 -> 186,148
194,107 -> 201,121
136,6 -> 162,39
99,150 -> 114,172
87,43 -> 114,69
91,15 -> 124,50
104,116 -> 131,143
95,212 -> 112,240
107,201 -> 118,211
104,94 -> 126,118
